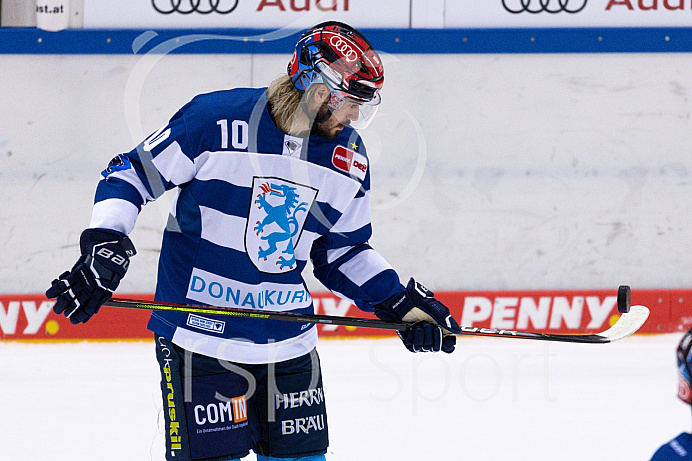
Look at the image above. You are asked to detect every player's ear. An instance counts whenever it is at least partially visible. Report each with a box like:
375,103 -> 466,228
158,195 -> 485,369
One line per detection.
312,84 -> 330,105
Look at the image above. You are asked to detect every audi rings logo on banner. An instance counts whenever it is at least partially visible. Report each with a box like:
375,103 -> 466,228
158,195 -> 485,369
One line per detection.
502,0 -> 588,14
152,0 -> 240,14
329,36 -> 358,62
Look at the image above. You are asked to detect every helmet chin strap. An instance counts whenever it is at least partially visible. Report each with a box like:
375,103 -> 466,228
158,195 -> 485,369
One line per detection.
299,97 -> 333,125
315,107 -> 333,124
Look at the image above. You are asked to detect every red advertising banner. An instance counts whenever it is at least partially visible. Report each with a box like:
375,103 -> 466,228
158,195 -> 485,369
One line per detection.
1,289 -> 690,340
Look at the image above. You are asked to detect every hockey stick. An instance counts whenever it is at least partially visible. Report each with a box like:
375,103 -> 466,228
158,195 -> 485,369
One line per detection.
104,297 -> 407,331
103,297 -> 649,344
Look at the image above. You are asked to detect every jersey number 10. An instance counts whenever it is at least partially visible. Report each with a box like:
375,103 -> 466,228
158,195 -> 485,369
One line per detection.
217,119 -> 249,150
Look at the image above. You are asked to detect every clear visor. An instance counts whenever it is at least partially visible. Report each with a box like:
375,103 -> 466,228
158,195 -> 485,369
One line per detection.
327,90 -> 381,130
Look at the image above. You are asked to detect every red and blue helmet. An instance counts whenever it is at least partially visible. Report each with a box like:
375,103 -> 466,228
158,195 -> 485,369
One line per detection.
288,21 -> 384,129
678,328 -> 692,403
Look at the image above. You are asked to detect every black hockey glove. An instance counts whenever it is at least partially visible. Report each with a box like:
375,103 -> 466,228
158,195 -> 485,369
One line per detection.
46,228 -> 136,324
375,278 -> 461,353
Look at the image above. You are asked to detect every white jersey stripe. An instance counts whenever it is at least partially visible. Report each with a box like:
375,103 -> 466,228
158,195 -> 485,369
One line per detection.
326,246 -> 353,264
151,140 -> 196,186
90,198 -> 139,235
172,325 -> 318,365
199,206 -> 247,253
337,248 -> 393,287
330,193 -> 371,234
293,229 -> 319,261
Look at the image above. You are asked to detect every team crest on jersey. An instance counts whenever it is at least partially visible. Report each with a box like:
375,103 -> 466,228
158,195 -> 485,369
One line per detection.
246,177 -> 317,274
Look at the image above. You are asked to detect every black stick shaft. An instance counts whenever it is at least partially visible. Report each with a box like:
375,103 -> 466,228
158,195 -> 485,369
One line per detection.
104,297 -> 647,344
104,298 -> 409,331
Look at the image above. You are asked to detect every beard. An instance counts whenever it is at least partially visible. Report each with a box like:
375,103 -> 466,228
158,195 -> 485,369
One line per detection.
310,103 -> 347,140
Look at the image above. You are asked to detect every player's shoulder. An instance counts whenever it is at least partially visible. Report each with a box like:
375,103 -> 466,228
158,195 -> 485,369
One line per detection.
183,87 -> 266,120
316,127 -> 370,185
336,126 -> 366,153
651,433 -> 692,460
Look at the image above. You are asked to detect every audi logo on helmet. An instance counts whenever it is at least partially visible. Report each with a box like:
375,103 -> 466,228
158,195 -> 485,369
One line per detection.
329,36 -> 359,62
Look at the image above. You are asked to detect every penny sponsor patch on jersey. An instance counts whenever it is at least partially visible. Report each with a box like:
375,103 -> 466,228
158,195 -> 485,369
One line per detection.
332,146 -> 367,180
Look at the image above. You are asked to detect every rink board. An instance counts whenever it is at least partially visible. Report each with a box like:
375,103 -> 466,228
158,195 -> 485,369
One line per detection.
0,289 -> 687,340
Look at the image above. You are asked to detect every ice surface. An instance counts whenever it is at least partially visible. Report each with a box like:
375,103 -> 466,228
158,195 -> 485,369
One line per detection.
0,334 -> 687,461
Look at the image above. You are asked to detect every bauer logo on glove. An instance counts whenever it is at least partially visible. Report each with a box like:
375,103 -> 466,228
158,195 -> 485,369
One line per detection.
46,228 -> 136,324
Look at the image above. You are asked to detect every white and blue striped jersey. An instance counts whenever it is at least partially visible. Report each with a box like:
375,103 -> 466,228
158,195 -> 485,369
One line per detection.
91,88 -> 403,363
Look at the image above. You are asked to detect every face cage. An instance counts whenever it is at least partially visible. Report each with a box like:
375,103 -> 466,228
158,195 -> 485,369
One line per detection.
326,90 -> 381,131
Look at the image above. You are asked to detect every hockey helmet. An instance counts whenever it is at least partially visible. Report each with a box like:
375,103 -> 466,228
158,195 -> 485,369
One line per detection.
288,21 -> 384,129
677,328 -> 692,403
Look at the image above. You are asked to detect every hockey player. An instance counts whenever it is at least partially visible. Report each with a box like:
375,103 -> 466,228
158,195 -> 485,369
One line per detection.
46,22 -> 461,461
649,328 -> 692,460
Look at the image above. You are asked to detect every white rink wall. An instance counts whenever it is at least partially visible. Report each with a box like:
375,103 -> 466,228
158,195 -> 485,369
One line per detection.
2,52 -> 692,294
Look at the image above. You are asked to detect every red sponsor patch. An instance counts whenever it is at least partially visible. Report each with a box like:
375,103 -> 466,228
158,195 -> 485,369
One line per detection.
331,146 -> 368,180
332,146 -> 354,173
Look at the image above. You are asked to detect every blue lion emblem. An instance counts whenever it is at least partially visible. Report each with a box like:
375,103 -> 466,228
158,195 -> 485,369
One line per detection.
253,182 -> 309,270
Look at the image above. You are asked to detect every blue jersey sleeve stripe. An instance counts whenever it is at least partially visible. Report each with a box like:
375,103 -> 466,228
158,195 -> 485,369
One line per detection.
309,229 -> 373,270
323,225 -> 373,249
312,241 -> 370,270
99,162 -> 154,204
355,270 -> 404,311
94,177 -> 146,210
114,148 -> 174,201
313,265 -> 402,310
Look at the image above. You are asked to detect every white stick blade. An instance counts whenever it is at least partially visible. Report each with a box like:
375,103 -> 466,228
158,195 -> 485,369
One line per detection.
598,305 -> 650,342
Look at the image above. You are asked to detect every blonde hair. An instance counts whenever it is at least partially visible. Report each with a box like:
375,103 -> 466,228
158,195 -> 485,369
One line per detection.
266,74 -> 319,136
